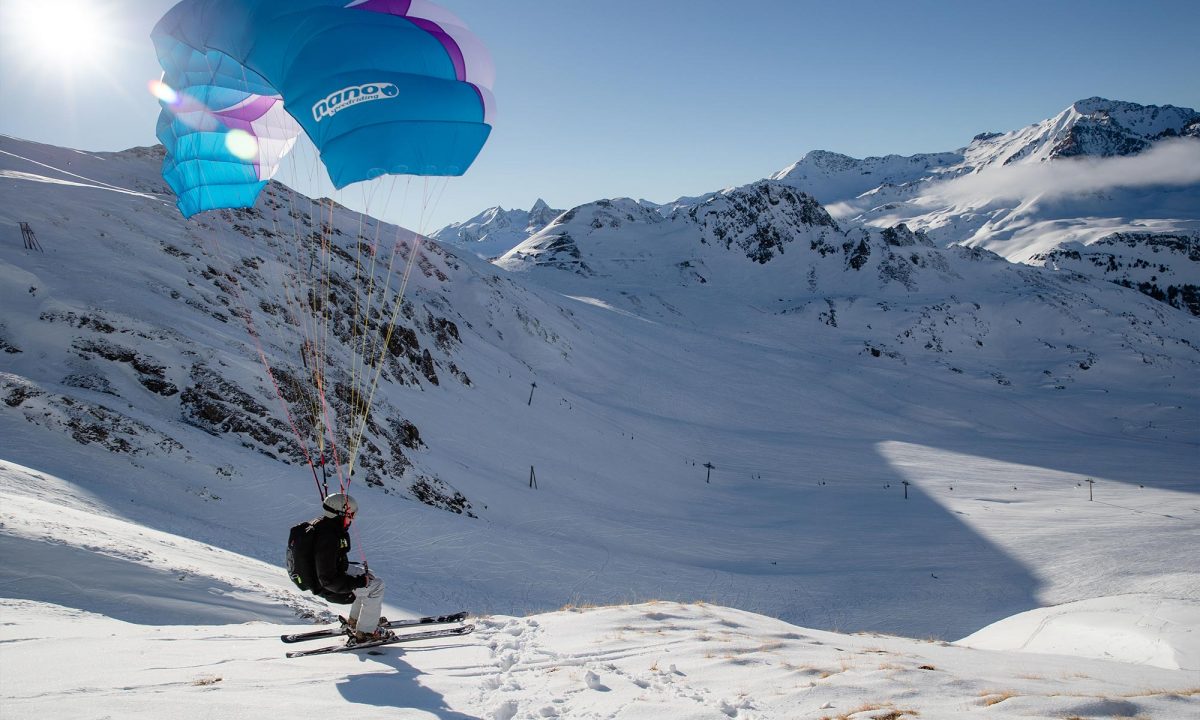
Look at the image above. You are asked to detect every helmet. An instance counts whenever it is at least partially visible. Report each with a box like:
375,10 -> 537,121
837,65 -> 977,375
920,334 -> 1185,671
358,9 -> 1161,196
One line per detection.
322,493 -> 358,519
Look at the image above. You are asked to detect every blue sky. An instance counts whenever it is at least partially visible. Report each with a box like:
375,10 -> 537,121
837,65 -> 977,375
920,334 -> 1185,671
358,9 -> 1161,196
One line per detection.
1,0 -> 1198,231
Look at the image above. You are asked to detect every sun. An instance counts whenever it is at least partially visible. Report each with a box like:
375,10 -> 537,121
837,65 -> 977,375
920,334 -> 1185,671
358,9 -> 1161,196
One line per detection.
5,0 -> 113,70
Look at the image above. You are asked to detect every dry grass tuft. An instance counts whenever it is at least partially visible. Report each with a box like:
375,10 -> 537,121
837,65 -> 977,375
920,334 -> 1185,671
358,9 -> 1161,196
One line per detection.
979,689 -> 1018,706
1117,686 -> 1200,698
557,598 -> 672,613
818,701 -> 920,720
191,676 -> 222,687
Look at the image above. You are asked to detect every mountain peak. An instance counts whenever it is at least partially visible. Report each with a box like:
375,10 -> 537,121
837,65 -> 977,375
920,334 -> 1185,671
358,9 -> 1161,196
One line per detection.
769,149 -> 962,205
431,198 -> 565,259
1071,96 -> 1122,114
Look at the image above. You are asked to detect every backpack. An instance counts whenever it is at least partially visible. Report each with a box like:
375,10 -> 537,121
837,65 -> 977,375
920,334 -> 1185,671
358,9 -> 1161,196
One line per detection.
286,519 -> 320,592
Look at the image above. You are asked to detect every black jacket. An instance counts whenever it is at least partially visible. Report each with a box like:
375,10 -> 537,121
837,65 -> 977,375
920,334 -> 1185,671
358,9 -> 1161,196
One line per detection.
311,515 -> 363,604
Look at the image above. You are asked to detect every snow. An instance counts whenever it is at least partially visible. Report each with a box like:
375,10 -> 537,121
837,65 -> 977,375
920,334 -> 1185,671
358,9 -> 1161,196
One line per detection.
2,124 -> 1200,718
1,463 -> 1197,720
959,595 -> 1200,671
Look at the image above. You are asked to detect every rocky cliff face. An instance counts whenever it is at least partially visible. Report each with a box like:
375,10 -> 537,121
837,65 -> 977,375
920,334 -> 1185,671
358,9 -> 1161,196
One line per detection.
678,182 -> 840,264
1033,231 -> 1200,316
0,137 -> 520,516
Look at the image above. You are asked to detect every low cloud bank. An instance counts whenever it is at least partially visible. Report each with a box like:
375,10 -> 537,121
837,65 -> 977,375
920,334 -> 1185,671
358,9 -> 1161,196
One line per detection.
922,138 -> 1200,205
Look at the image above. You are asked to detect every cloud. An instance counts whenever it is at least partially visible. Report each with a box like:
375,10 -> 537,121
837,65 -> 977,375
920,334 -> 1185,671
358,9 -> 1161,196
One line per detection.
921,138 -> 1200,205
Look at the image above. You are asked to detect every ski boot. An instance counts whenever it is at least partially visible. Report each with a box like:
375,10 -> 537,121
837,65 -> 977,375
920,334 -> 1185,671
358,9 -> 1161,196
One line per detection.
350,627 -> 397,645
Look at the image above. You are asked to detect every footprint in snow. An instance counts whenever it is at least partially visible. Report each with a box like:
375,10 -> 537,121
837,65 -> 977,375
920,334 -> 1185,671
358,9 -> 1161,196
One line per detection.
584,670 -> 610,691
497,652 -> 518,672
491,700 -> 518,720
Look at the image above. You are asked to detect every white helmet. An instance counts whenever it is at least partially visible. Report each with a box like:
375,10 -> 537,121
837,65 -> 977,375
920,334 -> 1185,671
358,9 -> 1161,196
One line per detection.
322,493 -> 358,518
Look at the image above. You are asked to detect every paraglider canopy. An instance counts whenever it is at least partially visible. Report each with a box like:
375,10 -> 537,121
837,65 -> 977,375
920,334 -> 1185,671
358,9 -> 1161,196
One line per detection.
152,0 -> 495,217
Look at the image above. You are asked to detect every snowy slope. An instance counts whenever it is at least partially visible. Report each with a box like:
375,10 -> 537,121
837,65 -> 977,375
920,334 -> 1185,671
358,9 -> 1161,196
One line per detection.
3,461 -> 1197,720
2,132 -> 1200,718
770,149 -> 964,207
4,134 -> 1199,635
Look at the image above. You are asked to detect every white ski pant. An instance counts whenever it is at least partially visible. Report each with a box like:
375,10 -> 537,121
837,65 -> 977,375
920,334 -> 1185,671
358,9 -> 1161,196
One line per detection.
348,570 -> 385,634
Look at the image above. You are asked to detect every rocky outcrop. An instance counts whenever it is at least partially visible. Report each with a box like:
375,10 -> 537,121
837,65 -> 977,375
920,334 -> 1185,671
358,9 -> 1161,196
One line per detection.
1034,232 -> 1200,316
679,182 -> 839,264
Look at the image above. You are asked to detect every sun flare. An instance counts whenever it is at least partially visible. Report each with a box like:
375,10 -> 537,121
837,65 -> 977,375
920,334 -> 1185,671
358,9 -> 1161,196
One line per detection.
7,0 -> 113,69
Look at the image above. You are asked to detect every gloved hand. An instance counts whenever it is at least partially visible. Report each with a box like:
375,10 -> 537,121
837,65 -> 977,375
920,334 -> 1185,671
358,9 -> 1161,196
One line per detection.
356,572 -> 371,589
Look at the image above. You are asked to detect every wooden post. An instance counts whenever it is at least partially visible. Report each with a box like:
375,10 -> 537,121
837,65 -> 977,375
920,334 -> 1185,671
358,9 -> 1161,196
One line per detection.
528,382 -> 537,406
902,480 -> 910,499
1085,477 -> 1094,501
529,465 -> 538,489
703,462 -> 714,484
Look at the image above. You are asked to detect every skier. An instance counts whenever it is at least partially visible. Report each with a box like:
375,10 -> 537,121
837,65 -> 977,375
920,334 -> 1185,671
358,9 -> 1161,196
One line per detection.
308,493 -> 390,643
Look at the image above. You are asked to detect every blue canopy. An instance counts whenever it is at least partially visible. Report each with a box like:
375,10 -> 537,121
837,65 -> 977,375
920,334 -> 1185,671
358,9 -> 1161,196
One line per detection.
152,0 -> 495,217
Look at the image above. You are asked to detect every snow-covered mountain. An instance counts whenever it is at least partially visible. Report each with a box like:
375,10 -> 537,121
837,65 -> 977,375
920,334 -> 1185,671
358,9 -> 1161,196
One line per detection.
772,97 -> 1200,207
769,149 -> 964,207
430,197 -> 563,259
2,127 -> 1199,718
439,99 -> 1200,318
766,98 -> 1200,314
500,175 -> 1194,356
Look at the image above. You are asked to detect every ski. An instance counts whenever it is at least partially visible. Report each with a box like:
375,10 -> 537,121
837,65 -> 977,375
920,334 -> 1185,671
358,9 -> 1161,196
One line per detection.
281,611 -> 469,643
286,623 -> 475,658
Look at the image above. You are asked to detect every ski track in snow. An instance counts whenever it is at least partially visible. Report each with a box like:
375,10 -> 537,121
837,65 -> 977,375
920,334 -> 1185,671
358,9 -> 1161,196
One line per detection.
0,149 -> 163,199
2,459 -> 1197,718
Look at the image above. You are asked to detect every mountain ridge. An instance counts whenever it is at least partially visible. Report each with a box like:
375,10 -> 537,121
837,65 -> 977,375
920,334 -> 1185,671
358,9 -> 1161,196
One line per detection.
436,98 -> 1200,317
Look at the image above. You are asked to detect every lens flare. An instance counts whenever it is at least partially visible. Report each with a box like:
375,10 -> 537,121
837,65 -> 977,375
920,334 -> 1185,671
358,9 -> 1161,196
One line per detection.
148,79 -> 179,105
225,129 -> 259,160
